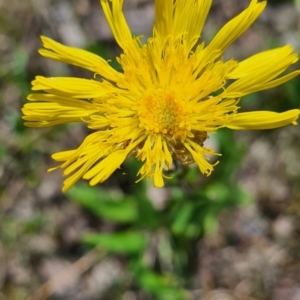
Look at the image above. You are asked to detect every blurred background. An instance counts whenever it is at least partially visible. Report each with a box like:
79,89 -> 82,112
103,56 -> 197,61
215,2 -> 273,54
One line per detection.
1,0 -> 300,299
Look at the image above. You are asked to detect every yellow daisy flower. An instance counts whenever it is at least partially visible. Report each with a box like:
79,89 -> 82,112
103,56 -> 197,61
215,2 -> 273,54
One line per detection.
22,0 -> 300,192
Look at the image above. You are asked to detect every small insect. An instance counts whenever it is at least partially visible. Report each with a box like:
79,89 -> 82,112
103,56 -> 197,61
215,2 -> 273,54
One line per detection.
114,139 -> 132,151
123,139 -> 131,148
166,130 -> 208,165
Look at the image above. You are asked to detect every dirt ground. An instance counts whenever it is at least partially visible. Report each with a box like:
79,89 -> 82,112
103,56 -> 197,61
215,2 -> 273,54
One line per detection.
1,0 -> 300,299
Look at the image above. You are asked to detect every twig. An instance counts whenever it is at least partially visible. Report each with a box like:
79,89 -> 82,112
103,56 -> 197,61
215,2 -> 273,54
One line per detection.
26,247 -> 106,300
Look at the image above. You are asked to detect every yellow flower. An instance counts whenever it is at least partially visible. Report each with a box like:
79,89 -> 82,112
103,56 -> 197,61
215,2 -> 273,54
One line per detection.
22,0 -> 300,192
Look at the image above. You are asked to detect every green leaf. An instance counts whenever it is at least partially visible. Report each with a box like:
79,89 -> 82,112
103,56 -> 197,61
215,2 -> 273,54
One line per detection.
11,47 -> 28,75
203,212 -> 219,234
184,165 -> 199,182
138,271 -> 187,300
204,183 -> 252,207
0,144 -> 7,163
204,183 -> 230,203
171,203 -> 194,235
11,47 -> 30,96
82,231 -> 147,254
67,184 -> 138,223
134,191 -> 161,229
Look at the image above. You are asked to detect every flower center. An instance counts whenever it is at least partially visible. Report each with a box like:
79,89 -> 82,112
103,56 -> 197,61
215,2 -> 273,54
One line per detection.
138,89 -> 188,136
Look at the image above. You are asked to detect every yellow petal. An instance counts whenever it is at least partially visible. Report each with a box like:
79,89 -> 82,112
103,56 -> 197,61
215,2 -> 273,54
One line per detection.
22,93 -> 99,127
154,0 -> 212,51
224,46 -> 299,97
153,0 -> 173,41
248,71 -> 300,91
39,36 -> 120,81
184,142 -> 216,176
205,0 -> 266,59
226,110 -> 300,130
154,166 -> 164,188
32,76 -> 113,98
228,45 -> 298,78
174,0 -> 212,49
83,149 -> 128,185
100,0 -> 132,48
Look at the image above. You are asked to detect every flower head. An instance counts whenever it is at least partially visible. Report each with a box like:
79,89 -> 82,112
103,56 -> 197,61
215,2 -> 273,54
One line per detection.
22,0 -> 300,191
